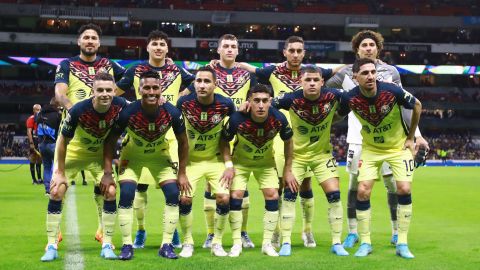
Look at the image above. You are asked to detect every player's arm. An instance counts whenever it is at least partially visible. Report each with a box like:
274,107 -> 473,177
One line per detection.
176,131 -> 191,194
26,119 -> 35,150
403,93 -> 422,154
283,138 -> 298,192
49,133 -> 70,197
101,131 -> 121,195
236,62 -> 256,73
55,83 -> 73,110
219,117 -> 237,188
112,60 -> 126,96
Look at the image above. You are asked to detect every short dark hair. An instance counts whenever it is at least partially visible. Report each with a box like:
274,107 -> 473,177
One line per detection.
93,72 -> 114,82
196,66 -> 216,82
140,70 -> 160,81
284,36 -> 304,49
247,84 -> 273,99
352,58 -> 376,73
78,23 -> 102,37
301,65 -> 323,77
147,30 -> 169,45
218,34 -> 238,47
351,30 -> 384,58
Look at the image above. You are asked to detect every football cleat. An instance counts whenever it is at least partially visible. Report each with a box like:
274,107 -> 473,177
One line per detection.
211,243 -> 228,257
118,244 -> 134,260
158,243 -> 178,259
179,244 -> 194,258
354,243 -> 373,257
262,243 -> 279,257
343,233 -> 359,248
278,243 -> 291,256
100,243 -> 117,260
172,229 -> 182,249
396,244 -> 415,259
302,232 -> 317,248
331,244 -> 349,256
228,244 -> 242,257
241,231 -> 255,248
40,244 -> 58,262
202,233 -> 214,249
133,230 -> 147,249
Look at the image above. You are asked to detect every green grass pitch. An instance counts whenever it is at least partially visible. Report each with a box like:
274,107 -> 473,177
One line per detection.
1,165 -> 479,270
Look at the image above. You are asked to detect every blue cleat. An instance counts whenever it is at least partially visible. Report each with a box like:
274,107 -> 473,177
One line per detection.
159,243 -> 178,259
396,244 -> 415,259
343,233 -> 359,248
202,233 -> 214,248
354,243 -> 373,257
118,244 -> 134,260
331,244 -> 349,256
278,243 -> 291,256
41,244 -> 58,262
133,230 -> 147,249
172,229 -> 182,249
241,231 -> 255,248
100,243 -> 118,259
391,234 -> 398,245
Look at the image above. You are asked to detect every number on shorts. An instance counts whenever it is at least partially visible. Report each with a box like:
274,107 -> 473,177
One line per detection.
326,158 -> 337,168
402,159 -> 414,173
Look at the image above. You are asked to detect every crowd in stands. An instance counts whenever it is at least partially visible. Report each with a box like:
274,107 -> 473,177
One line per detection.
0,124 -> 28,157
426,132 -> 480,160
0,81 -> 54,97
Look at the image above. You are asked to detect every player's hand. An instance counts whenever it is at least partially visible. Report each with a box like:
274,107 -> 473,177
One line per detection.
165,57 -> 174,65
404,138 -> 415,155
29,143 -> 35,151
179,89 -> 191,97
238,101 -> 251,113
208,59 -> 219,68
177,173 -> 192,196
414,136 -> 430,155
100,172 -> 116,196
220,167 -> 235,189
157,96 -> 167,106
50,170 -> 67,195
283,170 -> 299,193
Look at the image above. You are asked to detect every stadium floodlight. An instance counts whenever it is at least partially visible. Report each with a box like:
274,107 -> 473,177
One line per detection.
345,16 -> 379,28
211,11 -> 231,25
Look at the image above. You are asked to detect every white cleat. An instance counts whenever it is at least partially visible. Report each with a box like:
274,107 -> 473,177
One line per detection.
302,232 -> 317,248
228,244 -> 242,257
179,244 -> 194,258
211,243 -> 228,257
262,243 -> 279,257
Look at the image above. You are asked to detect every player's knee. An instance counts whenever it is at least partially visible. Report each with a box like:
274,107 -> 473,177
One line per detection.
216,194 -> 229,206
283,188 -> 298,202
265,199 -> 279,211
396,185 -> 411,195
161,182 -> 179,205
230,198 -> 243,211
325,190 -> 341,203
180,196 -> 192,205
119,182 -> 136,208
105,185 -> 116,200
263,188 -> 279,200
136,183 -> 149,193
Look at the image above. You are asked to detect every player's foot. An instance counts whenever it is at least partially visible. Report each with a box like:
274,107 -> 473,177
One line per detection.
133,230 -> 147,249
271,231 -> 280,249
278,243 -> 291,256
158,243 -> 178,259
32,180 -> 38,185
95,230 -> 103,243
241,231 -> 255,248
118,244 -> 134,260
202,233 -> 214,248
100,243 -> 117,260
396,244 -> 415,259
354,243 -> 372,257
211,243 -> 228,257
82,180 -> 87,186
391,234 -> 398,245
302,232 -> 317,248
331,243 -> 349,256
38,179 -> 44,184
228,244 -> 242,257
343,233 -> 359,248
41,244 -> 58,262
70,181 -> 76,185
172,229 -> 182,249
179,244 -> 194,258
262,243 -> 279,257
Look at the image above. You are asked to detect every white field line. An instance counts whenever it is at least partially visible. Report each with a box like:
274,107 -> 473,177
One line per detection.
64,186 -> 84,270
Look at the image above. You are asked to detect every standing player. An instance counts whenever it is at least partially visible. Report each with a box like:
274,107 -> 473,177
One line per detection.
54,23 -> 125,244
325,30 -> 429,247
41,73 -> 127,261
116,30 -> 194,249
338,58 -> 422,258
273,66 -> 348,256
238,36 -> 335,247
221,84 -> 294,257
102,70 -> 189,260
176,67 -> 236,257
26,104 -> 42,184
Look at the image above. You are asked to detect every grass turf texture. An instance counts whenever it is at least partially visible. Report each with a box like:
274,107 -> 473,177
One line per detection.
0,165 -> 479,270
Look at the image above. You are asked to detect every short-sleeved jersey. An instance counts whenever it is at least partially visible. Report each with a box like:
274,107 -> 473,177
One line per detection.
338,81 -> 416,152
26,115 -> 38,134
273,88 -> 342,160
116,61 -> 194,104
111,100 -> 185,160
61,96 -> 127,158
255,62 -> 333,97
222,108 -> 293,166
54,56 -> 125,104
212,62 -> 256,108
177,93 -> 235,162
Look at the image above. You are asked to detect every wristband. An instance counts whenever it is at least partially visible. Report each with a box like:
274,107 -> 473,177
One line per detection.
225,161 -> 233,168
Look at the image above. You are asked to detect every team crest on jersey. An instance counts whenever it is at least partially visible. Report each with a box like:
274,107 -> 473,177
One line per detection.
70,58 -> 112,89
135,64 -> 180,91
181,99 -> 230,133
273,63 -> 302,92
129,109 -> 172,141
350,91 -> 396,126
215,64 -> 250,96
237,116 -> 281,148
78,104 -> 122,138
290,92 -> 336,125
